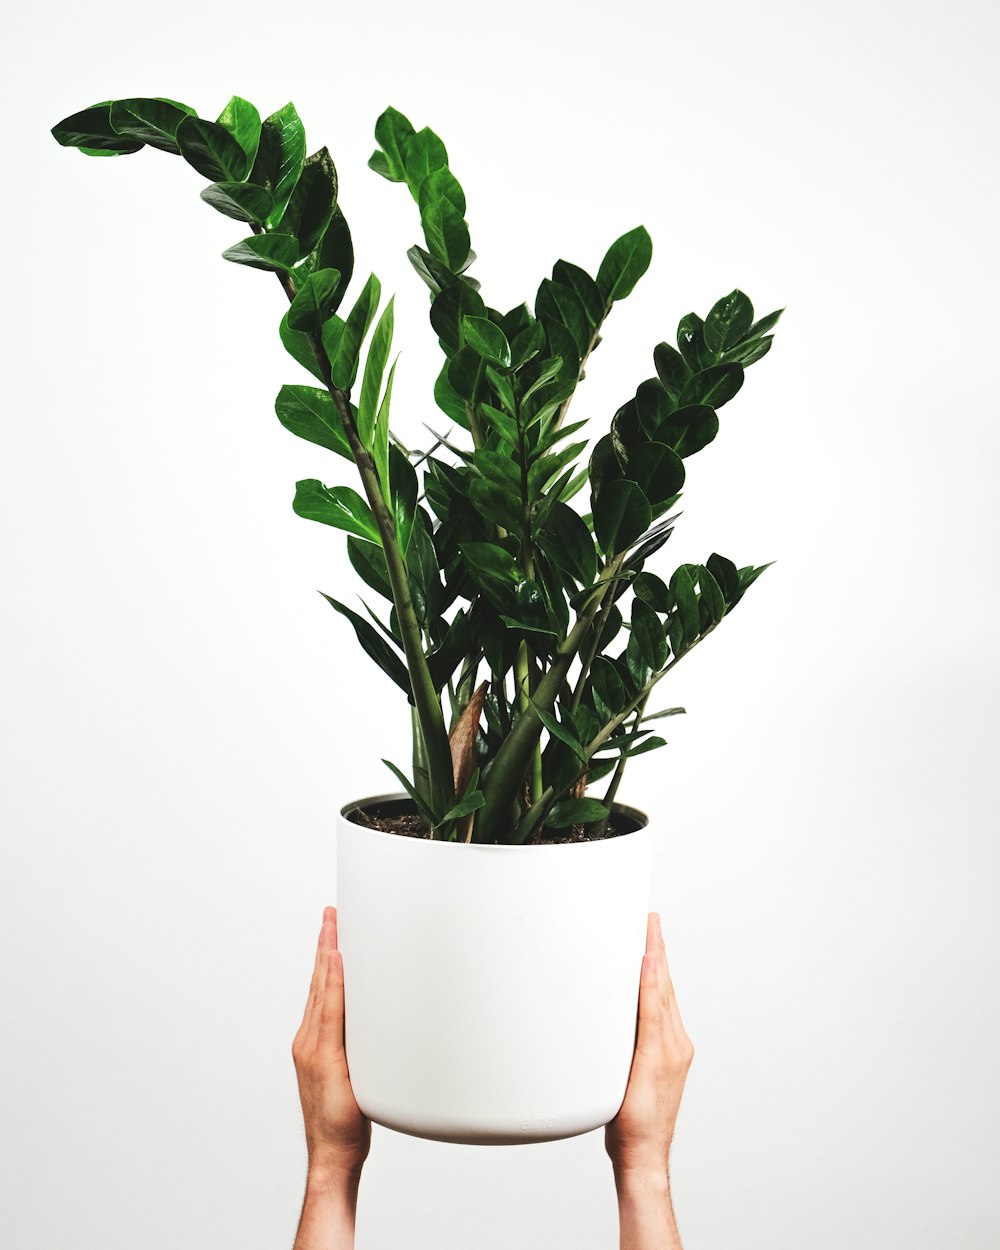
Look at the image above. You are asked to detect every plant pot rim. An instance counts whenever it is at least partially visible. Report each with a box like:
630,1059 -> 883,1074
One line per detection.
339,791 -> 649,846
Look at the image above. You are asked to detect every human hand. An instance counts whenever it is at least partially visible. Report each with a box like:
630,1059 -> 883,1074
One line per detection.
605,911 -> 694,1180
292,906 -> 371,1184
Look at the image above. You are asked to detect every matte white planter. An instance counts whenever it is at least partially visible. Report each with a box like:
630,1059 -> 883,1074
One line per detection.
336,793 -> 652,1145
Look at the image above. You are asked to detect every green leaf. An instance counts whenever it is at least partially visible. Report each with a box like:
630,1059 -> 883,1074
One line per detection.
655,404 -> 719,459
419,165 -> 467,216
200,180 -> 274,224
373,360 -> 398,498
678,363 -> 744,409
280,310 -> 324,381
288,268 -> 343,331
371,106 -> 416,181
632,571 -> 670,611
589,435 -> 625,496
552,260 -> 604,329
430,281 -> 486,355
703,290 -> 754,354
653,341 -> 690,396
250,102 -> 307,226
698,564 -> 727,627
529,701 -> 586,761
631,599 -> 667,671
421,195 -> 471,272
536,279 -> 591,358
293,480 -> 381,544
275,385 -> 351,460
735,561 -> 775,602
382,759 -> 436,822
722,336 -> 774,366
407,244 -> 467,296
626,442 -> 685,509
176,116 -> 249,181
706,552 -> 740,605
641,706 -> 686,722
402,126 -> 448,196
546,799 -> 610,829
109,98 -> 195,153
319,594 -> 410,698
389,444 -> 417,554
348,536 -> 393,599
747,308 -> 784,338
590,656 -> 627,713
222,233 -> 298,272
357,296 -> 394,447
51,102 -> 145,154
669,564 -> 700,647
469,480 -> 522,536
593,479 -> 652,555
538,501 -> 597,585
626,736 -> 667,758
596,226 -> 652,306
462,316 -> 511,367
440,790 -> 486,824
324,273 -> 381,391
282,147 -> 339,259
216,96 -> 262,164
676,313 -> 706,370
315,210 -> 354,312
460,541 -> 521,607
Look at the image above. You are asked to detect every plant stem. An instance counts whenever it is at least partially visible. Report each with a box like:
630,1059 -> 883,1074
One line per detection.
552,324 -> 601,433
271,259 -> 454,819
600,690 -> 649,821
475,559 -> 624,842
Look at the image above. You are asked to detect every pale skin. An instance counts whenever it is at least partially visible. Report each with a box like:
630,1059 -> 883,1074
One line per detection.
291,907 -> 693,1250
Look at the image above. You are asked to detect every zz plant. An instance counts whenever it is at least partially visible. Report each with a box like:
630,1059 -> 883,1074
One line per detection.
52,96 -> 780,845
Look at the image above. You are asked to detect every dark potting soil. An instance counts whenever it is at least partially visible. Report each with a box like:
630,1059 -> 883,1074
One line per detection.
347,799 -> 629,844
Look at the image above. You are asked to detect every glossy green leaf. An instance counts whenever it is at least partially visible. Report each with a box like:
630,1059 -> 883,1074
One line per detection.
723,336 -> 774,366
641,706 -> 686,722
552,260 -> 604,330
389,445 -> 417,554
676,313 -> 706,370
626,441 -> 685,508
590,656 -> 627,713
589,435 -> 624,496
317,594 -> 410,696
419,166 -> 466,217
593,479 -> 651,555
275,384 -> 351,459
633,571 -> 670,611
632,599 -> 667,670
655,404 -> 719,458
288,268 -> 343,331
51,102 -> 145,153
678,363 -> 744,409
315,210 -> 354,313
698,564 -> 727,626
669,564 -> 700,646
200,180 -> 274,224
177,116 -> 248,181
706,552 -> 740,605
538,501 -> 597,585
402,126 -> 448,196
216,96 -> 262,164
536,279 -> 591,358
596,226 -> 652,306
373,359 -> 398,497
280,309 -> 324,381
293,480 -> 380,544
109,98 -> 195,153
324,273 -> 381,391
407,244 -> 467,296
357,296 -> 394,447
703,290 -> 754,354
283,147 -> 338,258
430,281 -> 486,354
440,789 -> 486,824
421,196 -> 470,272
348,536 -> 393,599
530,702 -> 586,761
462,316 -> 511,367
250,102 -> 307,226
546,798 -> 610,828
381,759 -> 436,821
626,736 -> 667,758
223,233 -> 298,271
653,341 -> 690,395
371,106 -> 415,181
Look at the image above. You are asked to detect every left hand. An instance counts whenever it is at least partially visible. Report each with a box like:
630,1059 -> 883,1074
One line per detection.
292,906 -> 371,1180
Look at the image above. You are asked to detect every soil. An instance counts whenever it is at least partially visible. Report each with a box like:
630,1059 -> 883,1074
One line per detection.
347,799 -> 631,844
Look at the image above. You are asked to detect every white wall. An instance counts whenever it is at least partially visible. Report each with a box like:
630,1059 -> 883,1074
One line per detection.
2,1 -> 998,1246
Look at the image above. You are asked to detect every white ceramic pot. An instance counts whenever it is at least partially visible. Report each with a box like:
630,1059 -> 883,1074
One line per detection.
335,793 -> 652,1145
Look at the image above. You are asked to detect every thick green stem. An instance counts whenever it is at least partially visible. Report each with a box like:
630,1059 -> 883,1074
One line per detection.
600,691 -> 650,826
476,558 -> 624,842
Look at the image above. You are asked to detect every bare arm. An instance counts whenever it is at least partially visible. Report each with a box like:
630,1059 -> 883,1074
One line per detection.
605,912 -> 694,1250
291,906 -> 371,1250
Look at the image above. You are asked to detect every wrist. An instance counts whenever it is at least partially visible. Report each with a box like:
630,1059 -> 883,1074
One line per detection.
611,1160 -> 671,1200
306,1149 -> 366,1196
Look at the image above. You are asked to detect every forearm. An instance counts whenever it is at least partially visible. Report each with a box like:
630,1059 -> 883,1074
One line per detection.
292,1167 -> 361,1250
614,1167 -> 683,1250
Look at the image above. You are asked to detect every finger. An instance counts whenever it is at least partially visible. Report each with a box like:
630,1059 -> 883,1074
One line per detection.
319,942 -> 347,1052
653,913 -> 677,1003
645,912 -> 658,954
636,949 -> 664,1029
300,914 -> 331,1030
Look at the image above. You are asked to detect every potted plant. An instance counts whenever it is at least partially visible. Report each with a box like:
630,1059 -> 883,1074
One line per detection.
51,95 -> 780,1145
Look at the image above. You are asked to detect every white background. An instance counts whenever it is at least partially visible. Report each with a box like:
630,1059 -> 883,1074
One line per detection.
2,1 -> 998,1246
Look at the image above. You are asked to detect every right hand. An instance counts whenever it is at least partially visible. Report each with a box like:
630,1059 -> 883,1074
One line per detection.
605,912 -> 694,1176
